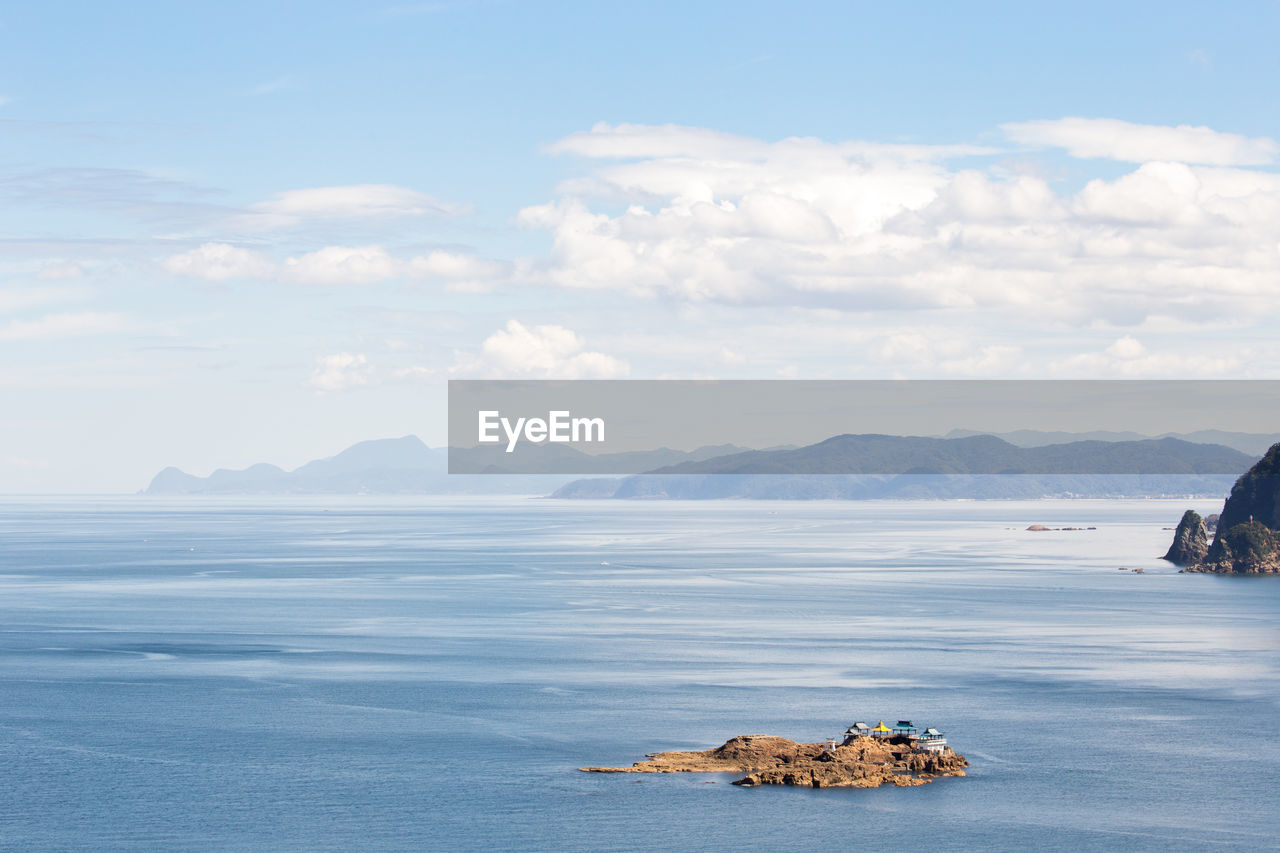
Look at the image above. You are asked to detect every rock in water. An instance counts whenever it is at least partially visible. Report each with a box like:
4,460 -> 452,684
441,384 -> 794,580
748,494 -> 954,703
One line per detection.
1184,443 -> 1280,574
1162,510 -> 1208,565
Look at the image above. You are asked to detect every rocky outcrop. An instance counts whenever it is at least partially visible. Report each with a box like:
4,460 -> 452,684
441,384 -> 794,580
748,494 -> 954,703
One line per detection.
1177,443 -> 1280,574
1185,521 -> 1280,574
1162,510 -> 1209,565
580,733 -> 967,789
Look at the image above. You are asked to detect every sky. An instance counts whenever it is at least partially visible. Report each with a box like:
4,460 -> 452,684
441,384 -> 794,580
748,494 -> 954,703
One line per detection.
2,0 -> 1279,492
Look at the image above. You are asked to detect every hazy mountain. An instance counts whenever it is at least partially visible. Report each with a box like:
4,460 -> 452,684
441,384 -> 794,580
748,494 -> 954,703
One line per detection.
144,437 -> 751,495
145,436 -> 564,495
648,435 -> 1252,476
944,428 -> 1280,457
447,442 -> 751,474
551,434 -> 1256,500
148,432 -> 1261,499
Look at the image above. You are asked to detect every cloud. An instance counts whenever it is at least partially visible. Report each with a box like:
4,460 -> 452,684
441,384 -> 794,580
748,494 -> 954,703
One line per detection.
36,262 -> 86,280
0,166 -> 222,226
163,242 -> 510,287
284,245 -> 400,284
0,285 -> 83,315
162,243 -> 274,281
305,352 -> 373,391
1002,117 -> 1278,166
248,75 -> 298,96
1050,336 -> 1244,377
549,121 -> 996,163
454,320 -> 629,378
0,311 -> 133,341
243,184 -> 467,229
1188,48 -> 1212,70
512,121 -> 1280,325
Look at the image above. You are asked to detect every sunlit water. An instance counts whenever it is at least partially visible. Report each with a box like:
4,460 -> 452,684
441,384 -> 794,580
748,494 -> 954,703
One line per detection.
1,497 -> 1277,851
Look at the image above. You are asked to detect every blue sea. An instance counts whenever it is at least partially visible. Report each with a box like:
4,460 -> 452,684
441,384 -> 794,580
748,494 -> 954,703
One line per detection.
1,497 -> 1277,852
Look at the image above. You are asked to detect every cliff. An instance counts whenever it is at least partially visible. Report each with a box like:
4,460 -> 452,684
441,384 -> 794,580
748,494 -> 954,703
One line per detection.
1177,442 -> 1280,574
1162,509 -> 1209,565
580,733 -> 967,789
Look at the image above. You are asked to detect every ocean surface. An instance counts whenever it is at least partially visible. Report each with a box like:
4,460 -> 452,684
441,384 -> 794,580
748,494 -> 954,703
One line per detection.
0,497 -> 1277,852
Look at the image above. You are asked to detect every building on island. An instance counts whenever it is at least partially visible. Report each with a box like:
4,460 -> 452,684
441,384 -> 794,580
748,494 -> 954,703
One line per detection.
848,718 -> 949,753
917,728 -> 948,753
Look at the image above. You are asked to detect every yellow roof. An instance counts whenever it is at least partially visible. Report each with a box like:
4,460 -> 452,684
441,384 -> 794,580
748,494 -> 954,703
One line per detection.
872,721 -> 892,732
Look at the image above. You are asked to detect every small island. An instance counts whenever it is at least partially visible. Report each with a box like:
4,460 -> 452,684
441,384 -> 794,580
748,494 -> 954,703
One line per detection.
1164,442 -> 1280,574
581,721 -> 968,789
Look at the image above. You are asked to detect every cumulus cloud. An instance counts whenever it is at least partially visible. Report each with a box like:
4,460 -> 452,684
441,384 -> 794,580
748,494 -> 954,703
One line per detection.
305,352 -> 373,391
514,120 -> 1280,325
1002,117 -> 1278,166
162,243 -> 274,281
243,184 -> 467,230
456,320 -> 629,378
0,311 -> 133,341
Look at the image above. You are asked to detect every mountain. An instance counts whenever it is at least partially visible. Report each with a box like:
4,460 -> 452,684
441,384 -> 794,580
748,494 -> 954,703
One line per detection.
144,437 -> 751,495
647,435 -> 1251,476
1181,442 -> 1280,574
144,436 -> 563,495
944,428 -> 1280,457
552,435 -> 1255,500
447,442 -> 751,475
149,432 -> 1261,500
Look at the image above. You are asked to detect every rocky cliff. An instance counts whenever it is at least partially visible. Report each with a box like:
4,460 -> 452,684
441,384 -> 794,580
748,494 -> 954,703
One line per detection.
1163,509 -> 1209,565
580,733 -> 967,789
1176,442 -> 1280,574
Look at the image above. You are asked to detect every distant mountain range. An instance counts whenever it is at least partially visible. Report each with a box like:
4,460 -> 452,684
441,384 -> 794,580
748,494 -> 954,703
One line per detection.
145,431 -> 1272,499
943,428 -> 1280,457
146,436 -> 558,495
550,435 -> 1260,500
144,436 -> 750,495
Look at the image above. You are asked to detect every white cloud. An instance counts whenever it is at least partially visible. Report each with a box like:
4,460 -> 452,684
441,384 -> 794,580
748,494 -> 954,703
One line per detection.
406,251 -> 511,292
0,311 -> 133,341
162,243 -> 274,281
1002,117 -> 1278,166
513,121 -> 1280,325
1050,336 -> 1244,377
456,320 -> 629,378
162,242 -> 510,288
305,352 -> 373,391
284,245 -> 400,285
244,184 -> 466,229
549,121 -> 996,163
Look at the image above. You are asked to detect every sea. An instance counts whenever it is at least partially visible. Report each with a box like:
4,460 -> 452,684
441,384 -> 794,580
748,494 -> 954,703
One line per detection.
0,497 -> 1277,852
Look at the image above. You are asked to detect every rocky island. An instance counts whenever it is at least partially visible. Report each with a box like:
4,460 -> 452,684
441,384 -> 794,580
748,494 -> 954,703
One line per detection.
1166,442 -> 1280,574
580,725 -> 968,789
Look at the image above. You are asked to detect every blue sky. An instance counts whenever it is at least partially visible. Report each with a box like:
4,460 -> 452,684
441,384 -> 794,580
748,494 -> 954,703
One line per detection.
2,1 -> 1279,491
